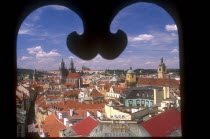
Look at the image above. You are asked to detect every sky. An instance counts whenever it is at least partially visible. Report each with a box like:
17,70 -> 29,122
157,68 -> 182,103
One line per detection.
17,3 -> 179,71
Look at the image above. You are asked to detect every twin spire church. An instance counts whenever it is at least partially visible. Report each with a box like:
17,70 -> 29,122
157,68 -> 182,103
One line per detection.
59,58 -> 82,88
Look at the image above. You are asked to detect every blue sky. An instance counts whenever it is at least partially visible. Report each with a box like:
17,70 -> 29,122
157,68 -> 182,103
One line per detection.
17,3 -> 179,70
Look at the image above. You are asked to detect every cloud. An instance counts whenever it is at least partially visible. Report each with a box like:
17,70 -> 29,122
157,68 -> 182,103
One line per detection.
36,51 -> 61,58
129,34 -> 154,42
165,24 -> 177,31
26,46 -> 61,58
170,49 -> 179,53
21,56 -> 33,60
145,61 -> 153,65
27,46 -> 43,54
18,29 -> 31,35
18,22 -> 38,35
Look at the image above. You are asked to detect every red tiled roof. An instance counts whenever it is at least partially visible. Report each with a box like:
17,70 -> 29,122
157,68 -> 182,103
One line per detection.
41,113 -> 68,137
66,73 -> 81,78
64,83 -> 75,87
37,100 -> 50,110
72,109 -> 87,117
63,99 -> 82,110
137,78 -> 180,87
111,86 -> 128,93
91,89 -> 104,97
141,108 -> 181,137
72,116 -> 99,136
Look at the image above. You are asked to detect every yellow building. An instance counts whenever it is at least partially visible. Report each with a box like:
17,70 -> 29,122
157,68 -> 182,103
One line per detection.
105,104 -> 131,120
157,57 -> 167,79
125,67 -> 136,87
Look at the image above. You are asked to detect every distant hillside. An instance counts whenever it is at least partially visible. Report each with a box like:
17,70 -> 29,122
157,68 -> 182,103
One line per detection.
17,68 -> 34,79
105,68 -> 180,76
17,68 -> 53,80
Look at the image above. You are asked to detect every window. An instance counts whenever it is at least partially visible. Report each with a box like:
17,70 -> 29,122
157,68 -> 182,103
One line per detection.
150,101 -> 153,106
136,100 -> 140,106
146,100 -> 149,107
129,100 -> 133,106
141,100 -> 145,106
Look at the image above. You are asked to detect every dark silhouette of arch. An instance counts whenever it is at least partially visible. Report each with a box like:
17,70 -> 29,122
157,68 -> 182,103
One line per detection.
0,0 -> 196,138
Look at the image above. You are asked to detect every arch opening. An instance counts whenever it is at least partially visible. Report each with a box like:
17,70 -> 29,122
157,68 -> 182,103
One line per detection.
16,2 -> 182,138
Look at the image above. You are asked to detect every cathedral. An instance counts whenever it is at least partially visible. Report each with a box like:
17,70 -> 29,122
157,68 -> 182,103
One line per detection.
59,58 -> 82,88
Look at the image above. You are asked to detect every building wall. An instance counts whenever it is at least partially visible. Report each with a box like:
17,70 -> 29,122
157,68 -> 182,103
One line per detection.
17,85 -> 30,97
154,87 -> 170,104
126,73 -> 136,83
43,83 -> 50,89
154,89 -> 164,104
17,123 -> 26,137
107,92 -> 120,98
157,67 -> 167,79
125,99 -> 154,108
100,87 -> 109,99
105,105 -> 131,120
36,110 -> 48,126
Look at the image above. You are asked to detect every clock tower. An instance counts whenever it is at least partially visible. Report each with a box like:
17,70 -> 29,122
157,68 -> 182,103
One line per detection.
157,57 -> 167,79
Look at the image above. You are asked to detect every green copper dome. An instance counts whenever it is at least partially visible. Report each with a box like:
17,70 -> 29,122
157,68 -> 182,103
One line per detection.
127,67 -> 136,74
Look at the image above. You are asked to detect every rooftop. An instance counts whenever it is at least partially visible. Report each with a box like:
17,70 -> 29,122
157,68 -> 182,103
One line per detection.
137,78 -> 179,87
140,108 -> 181,137
41,113 -> 68,137
72,116 -> 99,136
66,73 -> 81,78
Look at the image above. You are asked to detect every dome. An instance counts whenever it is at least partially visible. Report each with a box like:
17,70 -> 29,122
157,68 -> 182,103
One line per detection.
127,67 -> 136,74
127,70 -> 136,74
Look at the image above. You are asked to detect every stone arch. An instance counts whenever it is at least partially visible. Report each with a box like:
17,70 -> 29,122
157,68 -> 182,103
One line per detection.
1,0 -> 188,138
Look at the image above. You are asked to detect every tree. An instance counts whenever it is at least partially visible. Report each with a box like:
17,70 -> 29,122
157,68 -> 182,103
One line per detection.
68,93 -> 78,99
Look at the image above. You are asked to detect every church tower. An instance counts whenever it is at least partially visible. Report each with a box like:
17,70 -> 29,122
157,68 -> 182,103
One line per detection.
33,69 -> 38,82
157,57 -> 167,79
69,58 -> 76,73
59,58 -> 68,84
126,67 -> 136,87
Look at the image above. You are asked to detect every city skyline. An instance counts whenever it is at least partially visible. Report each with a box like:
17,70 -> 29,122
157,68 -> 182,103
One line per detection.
17,3 -> 179,70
